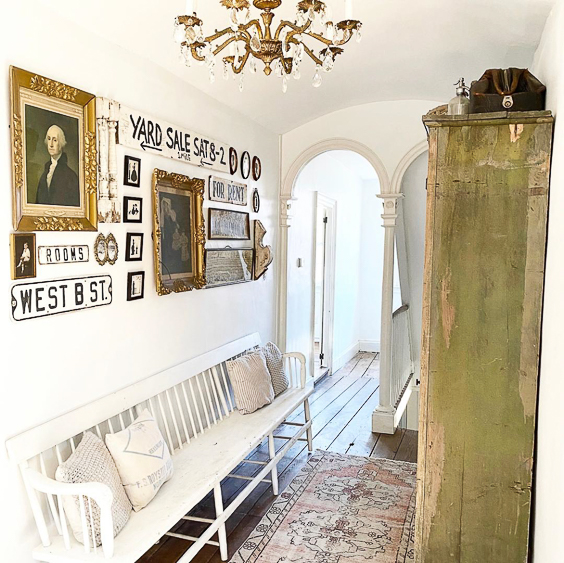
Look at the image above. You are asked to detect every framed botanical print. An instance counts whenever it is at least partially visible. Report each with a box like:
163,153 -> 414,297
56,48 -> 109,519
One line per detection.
152,169 -> 205,295
10,67 -> 97,231
124,156 -> 141,187
10,233 -> 36,280
208,208 -> 250,240
127,271 -> 145,301
205,249 -> 254,288
123,196 -> 143,223
126,233 -> 144,262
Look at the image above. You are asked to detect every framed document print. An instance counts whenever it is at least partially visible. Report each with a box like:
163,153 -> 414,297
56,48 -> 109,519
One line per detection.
10,67 -> 97,231
152,169 -> 205,296
205,249 -> 254,288
208,208 -> 250,240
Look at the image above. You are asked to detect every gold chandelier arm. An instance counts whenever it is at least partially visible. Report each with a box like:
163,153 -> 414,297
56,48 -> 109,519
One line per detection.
274,19 -> 311,40
332,29 -> 353,46
288,39 -> 323,66
301,30 -> 332,46
226,50 -> 251,75
190,43 -> 206,62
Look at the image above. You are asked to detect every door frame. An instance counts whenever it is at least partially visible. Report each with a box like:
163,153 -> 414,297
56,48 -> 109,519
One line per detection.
311,192 -> 337,381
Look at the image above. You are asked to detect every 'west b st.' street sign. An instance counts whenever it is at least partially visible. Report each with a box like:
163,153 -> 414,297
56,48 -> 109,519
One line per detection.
118,105 -> 231,174
11,275 -> 112,321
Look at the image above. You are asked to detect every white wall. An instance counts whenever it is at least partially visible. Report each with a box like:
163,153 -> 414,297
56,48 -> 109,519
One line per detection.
398,152 -> 429,377
531,2 -> 564,561
0,3 -> 279,561
281,100 -> 443,193
286,152 -> 383,374
359,179 -> 386,352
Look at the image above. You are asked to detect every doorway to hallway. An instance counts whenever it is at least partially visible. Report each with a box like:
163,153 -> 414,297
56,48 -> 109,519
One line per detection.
312,193 -> 336,382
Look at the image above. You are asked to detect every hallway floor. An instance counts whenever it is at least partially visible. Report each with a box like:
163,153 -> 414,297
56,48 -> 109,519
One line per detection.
138,352 -> 418,563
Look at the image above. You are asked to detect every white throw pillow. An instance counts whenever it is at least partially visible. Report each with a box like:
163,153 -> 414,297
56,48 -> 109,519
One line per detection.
227,350 -> 275,415
105,409 -> 174,512
55,432 -> 132,547
262,342 -> 289,396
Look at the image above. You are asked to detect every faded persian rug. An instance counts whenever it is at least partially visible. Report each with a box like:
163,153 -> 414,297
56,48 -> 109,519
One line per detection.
230,450 -> 416,563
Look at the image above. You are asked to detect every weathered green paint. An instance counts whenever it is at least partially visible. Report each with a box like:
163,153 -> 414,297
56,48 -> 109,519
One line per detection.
416,112 -> 552,563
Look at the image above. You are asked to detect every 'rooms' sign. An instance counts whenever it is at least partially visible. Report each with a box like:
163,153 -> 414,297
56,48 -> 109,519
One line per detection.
11,275 -> 112,321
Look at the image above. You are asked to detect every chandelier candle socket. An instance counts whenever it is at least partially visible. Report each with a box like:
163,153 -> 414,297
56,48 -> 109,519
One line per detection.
174,0 -> 362,91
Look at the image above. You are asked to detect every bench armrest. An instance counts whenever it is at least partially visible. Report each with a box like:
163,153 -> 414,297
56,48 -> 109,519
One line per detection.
283,352 -> 308,388
23,467 -> 115,558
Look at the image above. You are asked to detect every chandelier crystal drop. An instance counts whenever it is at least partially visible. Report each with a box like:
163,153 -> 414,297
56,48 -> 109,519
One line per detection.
173,0 -> 363,91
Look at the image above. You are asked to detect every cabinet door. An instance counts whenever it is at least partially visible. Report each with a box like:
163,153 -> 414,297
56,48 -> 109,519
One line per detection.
416,118 -> 552,562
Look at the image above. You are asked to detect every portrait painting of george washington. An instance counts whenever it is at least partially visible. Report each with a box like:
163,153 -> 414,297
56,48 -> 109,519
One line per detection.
10,67 -> 97,231
25,106 -> 80,207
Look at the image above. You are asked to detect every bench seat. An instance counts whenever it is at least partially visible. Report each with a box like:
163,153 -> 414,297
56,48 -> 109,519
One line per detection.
31,383 -> 315,563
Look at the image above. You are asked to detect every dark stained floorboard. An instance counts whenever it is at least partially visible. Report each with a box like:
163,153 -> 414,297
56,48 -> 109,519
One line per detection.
137,353 -> 416,563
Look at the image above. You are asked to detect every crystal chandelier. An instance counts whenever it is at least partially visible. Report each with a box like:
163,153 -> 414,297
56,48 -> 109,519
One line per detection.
173,0 -> 363,92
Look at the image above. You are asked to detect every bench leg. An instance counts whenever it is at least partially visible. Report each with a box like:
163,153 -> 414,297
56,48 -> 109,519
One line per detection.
268,433 -> 279,495
304,399 -> 314,453
213,484 -> 228,561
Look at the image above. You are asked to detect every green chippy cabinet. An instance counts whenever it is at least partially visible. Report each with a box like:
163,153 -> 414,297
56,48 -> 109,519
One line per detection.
415,110 -> 553,562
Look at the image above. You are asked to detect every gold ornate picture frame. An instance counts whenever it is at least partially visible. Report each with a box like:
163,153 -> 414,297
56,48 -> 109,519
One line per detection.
10,67 -> 97,231
152,168 -> 205,295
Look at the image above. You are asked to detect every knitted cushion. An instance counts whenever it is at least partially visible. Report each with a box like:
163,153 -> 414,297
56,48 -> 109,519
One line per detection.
55,432 -> 132,547
227,350 -> 275,415
263,342 -> 289,396
105,409 -> 174,512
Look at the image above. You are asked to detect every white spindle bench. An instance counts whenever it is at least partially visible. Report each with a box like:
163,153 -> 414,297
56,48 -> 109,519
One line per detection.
6,333 -> 314,562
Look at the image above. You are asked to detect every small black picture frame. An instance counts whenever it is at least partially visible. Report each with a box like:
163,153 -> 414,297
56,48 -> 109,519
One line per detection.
241,151 -> 251,180
252,156 -> 262,181
127,271 -> 145,301
229,147 -> 238,175
124,156 -> 141,187
123,196 -> 143,223
125,233 -> 144,262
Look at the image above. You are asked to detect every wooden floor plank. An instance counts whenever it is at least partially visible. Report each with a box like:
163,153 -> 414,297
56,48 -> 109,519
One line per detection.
349,353 -> 377,378
371,428 -> 406,459
395,429 -> 418,463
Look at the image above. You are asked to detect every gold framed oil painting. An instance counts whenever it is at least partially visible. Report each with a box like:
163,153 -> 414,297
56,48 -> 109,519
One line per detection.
10,67 -> 97,231
152,169 -> 205,296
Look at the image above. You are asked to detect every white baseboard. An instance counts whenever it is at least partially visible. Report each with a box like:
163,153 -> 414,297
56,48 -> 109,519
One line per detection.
333,341 -> 360,372
359,340 -> 380,353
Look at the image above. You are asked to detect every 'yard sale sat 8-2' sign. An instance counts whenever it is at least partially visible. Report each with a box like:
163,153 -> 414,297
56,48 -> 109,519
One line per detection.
118,105 -> 231,174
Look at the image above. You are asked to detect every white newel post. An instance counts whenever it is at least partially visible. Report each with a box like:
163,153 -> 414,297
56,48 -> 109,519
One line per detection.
373,193 -> 403,434
277,196 -> 295,353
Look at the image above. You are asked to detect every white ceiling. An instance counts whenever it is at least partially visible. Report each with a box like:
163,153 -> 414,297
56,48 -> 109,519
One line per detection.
43,0 -> 555,134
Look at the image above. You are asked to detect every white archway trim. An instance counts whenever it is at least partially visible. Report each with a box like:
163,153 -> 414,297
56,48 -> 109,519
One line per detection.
390,140 -> 429,194
281,138 -> 391,200
277,138 -> 391,352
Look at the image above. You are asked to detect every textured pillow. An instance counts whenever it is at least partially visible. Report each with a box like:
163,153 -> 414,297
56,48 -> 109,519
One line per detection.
105,409 -> 174,512
227,350 -> 275,415
55,432 -> 132,547
263,342 -> 289,396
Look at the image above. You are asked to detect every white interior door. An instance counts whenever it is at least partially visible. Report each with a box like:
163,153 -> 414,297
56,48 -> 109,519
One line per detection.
312,193 -> 336,382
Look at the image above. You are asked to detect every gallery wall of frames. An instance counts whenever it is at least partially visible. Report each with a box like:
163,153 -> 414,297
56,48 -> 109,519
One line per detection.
8,67 -> 274,323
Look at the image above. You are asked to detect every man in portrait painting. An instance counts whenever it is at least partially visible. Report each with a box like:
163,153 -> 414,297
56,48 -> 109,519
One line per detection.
35,125 -> 80,207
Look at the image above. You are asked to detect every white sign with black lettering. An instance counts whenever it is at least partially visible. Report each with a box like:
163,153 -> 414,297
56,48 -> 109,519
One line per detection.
11,275 -> 112,321
38,245 -> 89,265
118,105 -> 231,174
208,176 -> 248,206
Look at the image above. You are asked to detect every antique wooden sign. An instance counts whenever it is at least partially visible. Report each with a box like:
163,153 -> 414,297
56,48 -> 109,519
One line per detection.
11,275 -> 112,321
118,105 -> 230,174
209,176 -> 247,206
38,245 -> 89,265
